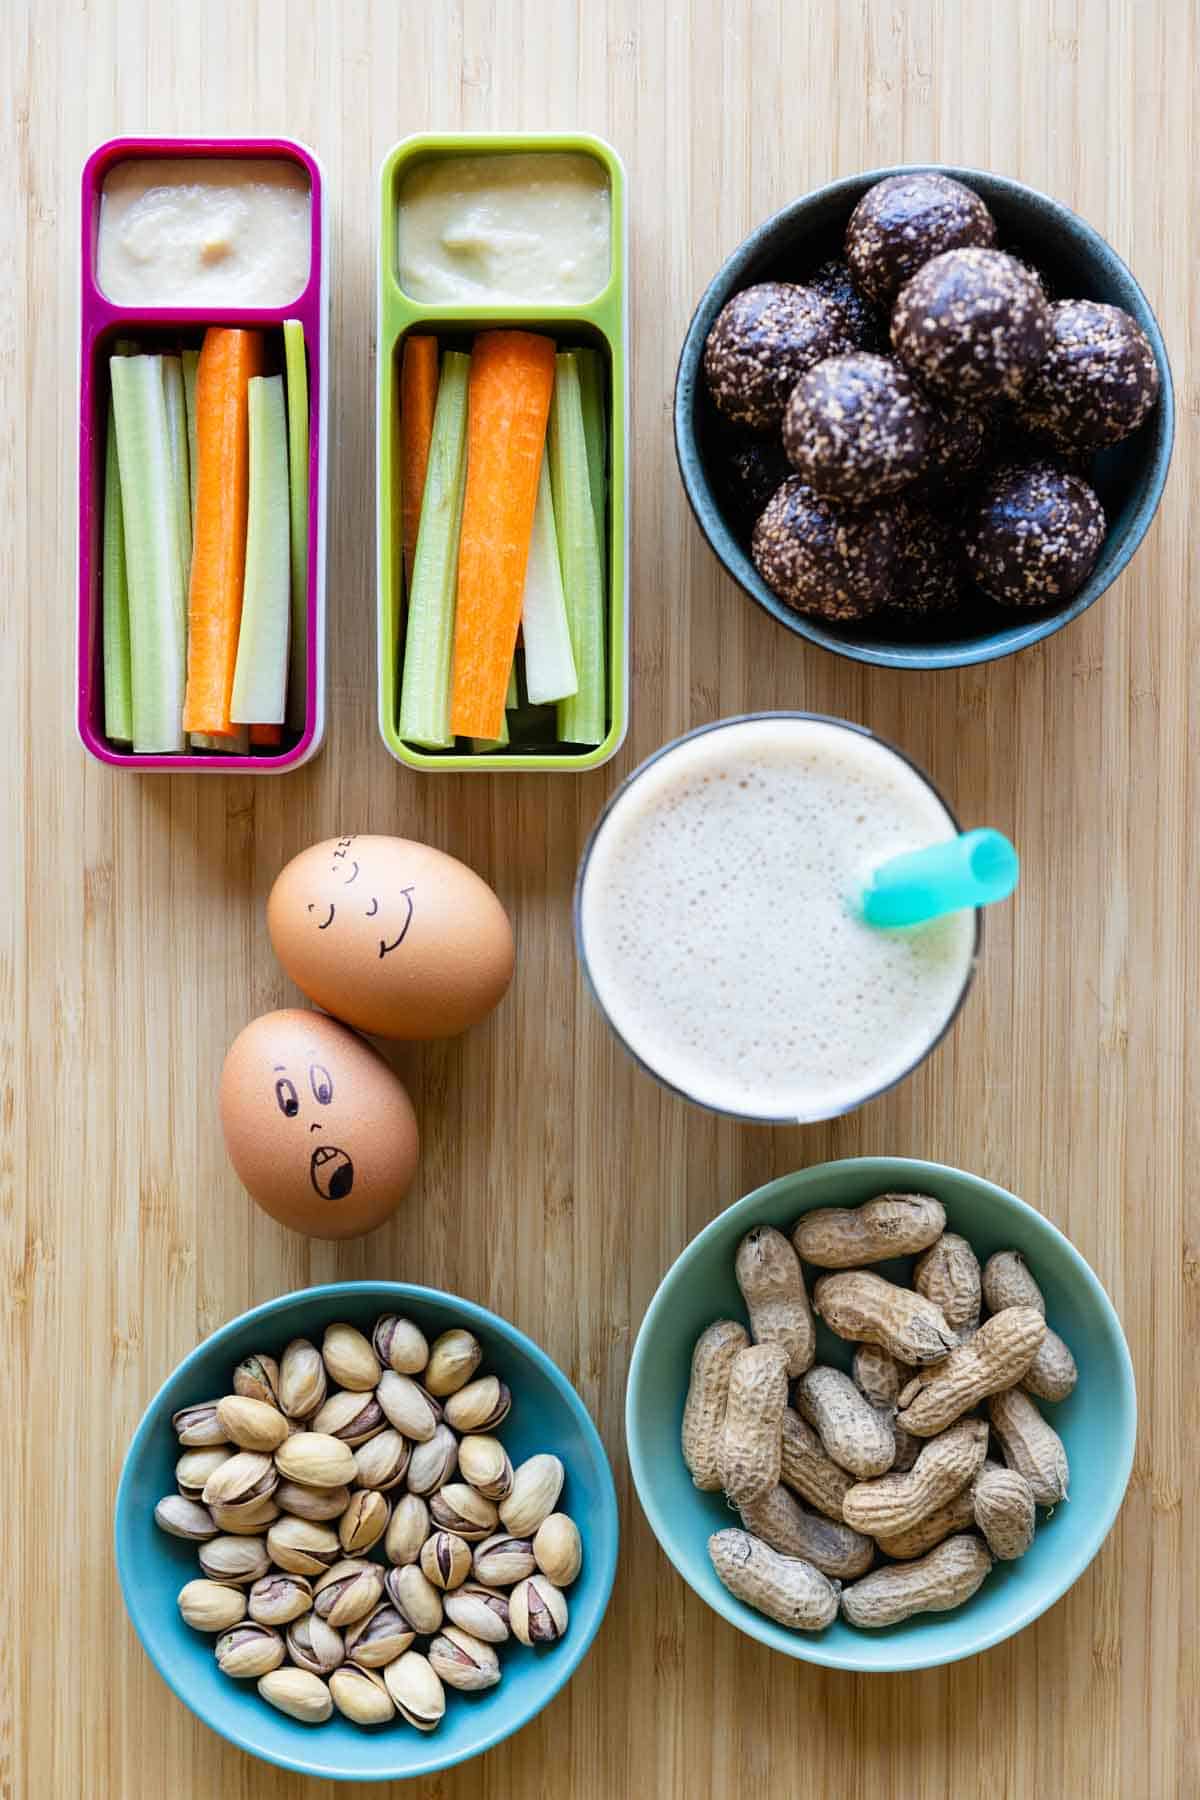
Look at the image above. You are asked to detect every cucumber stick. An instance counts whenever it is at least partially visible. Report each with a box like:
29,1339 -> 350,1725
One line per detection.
575,347 -> 607,573
397,351 -> 471,748
231,375 -> 291,724
549,353 -> 606,746
283,321 -> 309,730
109,354 -> 187,753
101,399 -> 133,744
506,663 -> 518,710
162,355 -> 192,579
181,348 -> 200,527
520,452 -> 577,705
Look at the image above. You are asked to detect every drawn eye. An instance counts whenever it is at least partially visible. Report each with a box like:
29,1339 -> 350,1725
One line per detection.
275,1078 -> 300,1118
366,896 -> 379,917
310,1063 -> 334,1105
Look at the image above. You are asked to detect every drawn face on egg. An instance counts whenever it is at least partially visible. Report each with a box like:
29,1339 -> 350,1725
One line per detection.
305,835 -> 417,961
271,1054 -> 355,1200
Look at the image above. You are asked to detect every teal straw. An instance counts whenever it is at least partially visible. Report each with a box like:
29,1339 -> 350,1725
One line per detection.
862,829 -> 1019,928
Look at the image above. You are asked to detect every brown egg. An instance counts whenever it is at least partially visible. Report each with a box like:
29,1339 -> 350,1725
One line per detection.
267,834 -> 515,1040
219,1010 -> 418,1240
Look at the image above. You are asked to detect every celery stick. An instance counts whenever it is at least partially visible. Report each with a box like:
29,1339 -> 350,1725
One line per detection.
506,663 -> 518,710
109,354 -> 186,753
576,347 -> 607,571
231,375 -> 291,724
549,354 -> 606,746
397,351 -> 470,748
283,321 -> 309,730
162,356 -> 192,595
101,400 -> 133,744
181,348 -> 200,528
520,452 -> 577,705
472,712 -> 510,753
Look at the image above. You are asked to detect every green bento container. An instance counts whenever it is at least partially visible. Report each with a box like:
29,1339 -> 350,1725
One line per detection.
377,132 -> 628,771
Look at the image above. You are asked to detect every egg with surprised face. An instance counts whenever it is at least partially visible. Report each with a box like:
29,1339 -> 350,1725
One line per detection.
219,1009 -> 419,1239
267,834 -> 515,1039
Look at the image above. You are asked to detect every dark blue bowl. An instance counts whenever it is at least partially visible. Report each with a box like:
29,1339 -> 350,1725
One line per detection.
675,165 -> 1174,669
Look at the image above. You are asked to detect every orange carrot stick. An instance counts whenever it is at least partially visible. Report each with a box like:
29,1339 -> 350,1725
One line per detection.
400,335 -> 440,591
450,331 -> 556,740
182,327 -> 265,734
249,723 -> 282,747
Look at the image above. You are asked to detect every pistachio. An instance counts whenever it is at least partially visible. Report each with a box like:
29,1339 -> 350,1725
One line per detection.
171,1400 -> 227,1447
373,1314 -> 429,1376
216,1395 -> 290,1453
233,1353 -> 281,1408
499,1454 -> 564,1538
376,1371 -> 442,1442
444,1376 -> 512,1435
405,1424 -> 459,1496
384,1493 -> 430,1568
533,1512 -> 583,1588
267,1517 -> 342,1576
311,1388 -> 386,1446
509,1573 -> 568,1647
177,1579 -> 248,1633
214,1623 -> 285,1678
322,1323 -> 382,1392
339,1489 -> 391,1555
472,1533 -> 536,1588
248,1572 -> 313,1627
198,1534 -> 271,1586
385,1564 -> 444,1636
278,1339 -> 327,1420
275,1432 -> 357,1490
443,1584 -> 510,1644
428,1624 -> 501,1691
352,1429 -> 410,1492
424,1329 -> 482,1398
330,1663 -> 395,1725
154,1494 -> 218,1542
344,1602 -> 415,1669
286,1612 -> 345,1676
203,1450 -> 278,1509
313,1558 -> 385,1628
383,1650 -> 446,1732
175,1447 -> 233,1501
457,1434 -> 514,1502
258,1667 -> 333,1724
429,1483 -> 499,1542
420,1531 -> 472,1592
274,1479 -> 352,1523
209,1495 -> 281,1535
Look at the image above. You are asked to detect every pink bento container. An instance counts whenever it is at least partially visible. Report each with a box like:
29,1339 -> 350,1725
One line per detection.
77,136 -> 329,772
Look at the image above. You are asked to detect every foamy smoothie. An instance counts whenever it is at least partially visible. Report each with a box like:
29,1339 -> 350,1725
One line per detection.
576,715 -> 977,1120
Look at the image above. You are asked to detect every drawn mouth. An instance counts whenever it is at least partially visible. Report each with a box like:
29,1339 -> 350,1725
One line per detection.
310,1144 -> 354,1201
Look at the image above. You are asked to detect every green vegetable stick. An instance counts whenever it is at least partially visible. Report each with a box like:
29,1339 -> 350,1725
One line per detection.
109,354 -> 186,753
101,400 -> 133,744
520,452 -> 577,705
282,321 -> 309,731
231,376 -> 291,724
161,355 -> 192,591
397,352 -> 471,749
549,354 -> 606,747
181,348 -> 200,528
472,713 -> 511,753
506,663 -> 518,710
576,347 -> 608,573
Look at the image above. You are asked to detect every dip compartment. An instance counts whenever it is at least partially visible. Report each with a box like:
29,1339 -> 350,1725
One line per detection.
77,137 -> 328,772
377,133 -> 628,772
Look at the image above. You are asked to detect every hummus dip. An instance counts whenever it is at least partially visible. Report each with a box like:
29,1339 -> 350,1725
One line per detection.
98,158 -> 311,307
397,152 -> 610,304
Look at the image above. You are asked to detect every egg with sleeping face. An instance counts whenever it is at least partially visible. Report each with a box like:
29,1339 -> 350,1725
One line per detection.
219,1009 -> 419,1239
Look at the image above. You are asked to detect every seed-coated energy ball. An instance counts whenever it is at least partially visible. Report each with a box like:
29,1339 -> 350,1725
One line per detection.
703,282 -> 854,429
751,476 -> 900,620
805,258 -> 885,350
717,432 -> 792,534
888,504 -> 964,616
917,401 -> 992,500
845,172 -> 997,308
891,248 -> 1051,403
782,352 -> 934,503
1015,298 -> 1160,449
961,461 -> 1106,606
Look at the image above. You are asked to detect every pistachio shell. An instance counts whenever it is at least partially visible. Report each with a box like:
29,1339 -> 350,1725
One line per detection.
509,1574 -> 568,1646
385,1564 -> 443,1636
208,1494 -> 281,1534
456,1435 -> 514,1502
420,1531 -> 472,1592
274,1479 -> 352,1523
233,1353 -> 280,1408
428,1624 -> 501,1691
215,1624 -> 285,1678
428,1483 -> 499,1542
376,1371 -> 441,1442
443,1584 -> 510,1644
443,1376 -> 511,1434
203,1450 -> 278,1509
498,1455 -> 564,1538
278,1339 -> 327,1421
372,1315 -> 429,1375
532,1512 -> 582,1587
424,1329 -> 482,1398
472,1533 -> 536,1588
175,1447 -> 233,1501
313,1558 -> 386,1628
322,1323 -> 382,1392
267,1515 -> 343,1576
216,1395 -> 290,1453
177,1579 -> 247,1632
344,1601 -> 415,1669
353,1429 -> 411,1492
405,1425 -> 459,1497
384,1492 -> 430,1568
330,1663 -> 395,1725
248,1572 -> 313,1627
311,1389 -> 386,1446
198,1534 -> 271,1586
383,1651 -> 445,1731
258,1667 -> 333,1724
171,1401 -> 227,1447
154,1494 -> 218,1542
286,1612 -> 345,1676
275,1432 -> 357,1490
339,1489 -> 392,1555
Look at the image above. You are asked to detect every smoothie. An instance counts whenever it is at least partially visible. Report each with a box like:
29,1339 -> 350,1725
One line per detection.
575,715 -> 977,1121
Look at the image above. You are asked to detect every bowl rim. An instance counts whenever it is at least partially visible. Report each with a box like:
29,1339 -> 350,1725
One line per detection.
115,1280 -> 620,1782
674,161 -> 1176,670
625,1155 -> 1137,1672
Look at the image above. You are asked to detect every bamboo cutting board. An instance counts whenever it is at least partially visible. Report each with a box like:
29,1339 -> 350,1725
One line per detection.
3,2 -> 1196,1795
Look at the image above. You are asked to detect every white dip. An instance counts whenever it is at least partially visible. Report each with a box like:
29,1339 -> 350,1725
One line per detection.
397,152 -> 611,304
98,158 -> 311,307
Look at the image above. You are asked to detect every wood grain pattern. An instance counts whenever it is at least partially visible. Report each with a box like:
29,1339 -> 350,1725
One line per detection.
3,1 -> 1196,1794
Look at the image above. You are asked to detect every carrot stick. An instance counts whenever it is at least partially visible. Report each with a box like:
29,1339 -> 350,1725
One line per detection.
400,335 -> 439,590
182,327 -> 265,734
249,723 -> 282,747
450,331 -> 556,741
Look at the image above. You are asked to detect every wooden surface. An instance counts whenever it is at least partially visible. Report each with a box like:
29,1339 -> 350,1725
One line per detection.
4,1 -> 1196,1794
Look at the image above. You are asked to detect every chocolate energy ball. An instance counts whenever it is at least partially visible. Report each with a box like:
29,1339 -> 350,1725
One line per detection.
805,258 -> 885,350
751,476 -> 900,620
917,401 -> 992,500
892,248 -> 1051,403
717,432 -> 792,534
889,503 -> 964,616
1016,299 -> 1160,449
703,282 -> 854,429
782,352 -> 934,503
845,172 -> 997,308
961,461 -> 1106,606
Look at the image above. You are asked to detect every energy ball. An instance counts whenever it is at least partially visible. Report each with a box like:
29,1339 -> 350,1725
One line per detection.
891,248 -> 1051,403
889,504 -> 963,616
703,282 -> 854,429
717,432 -> 792,534
845,172 -> 997,309
782,352 -> 934,503
751,476 -> 900,620
806,258 -> 885,350
917,401 -> 992,500
961,461 -> 1106,606
1016,299 -> 1160,449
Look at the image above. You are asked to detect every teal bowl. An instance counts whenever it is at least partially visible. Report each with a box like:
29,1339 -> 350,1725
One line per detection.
626,1158 -> 1135,1671
675,165 -> 1174,669
116,1282 -> 618,1781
